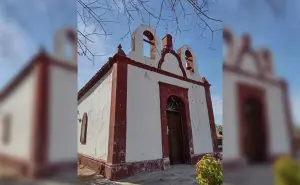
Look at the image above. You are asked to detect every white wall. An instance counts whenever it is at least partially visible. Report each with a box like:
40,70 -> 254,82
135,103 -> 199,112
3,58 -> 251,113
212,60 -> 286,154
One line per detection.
77,70 -> 112,161
160,54 -> 185,77
223,70 -> 291,161
127,24 -> 161,67
0,70 -> 36,160
126,65 -> 213,162
239,54 -> 260,75
48,65 -> 78,163
128,24 -> 204,83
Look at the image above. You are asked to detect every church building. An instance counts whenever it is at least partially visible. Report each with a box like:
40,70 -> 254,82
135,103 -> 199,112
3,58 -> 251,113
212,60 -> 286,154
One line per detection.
222,27 -> 296,168
77,24 -> 218,180
0,27 -> 77,178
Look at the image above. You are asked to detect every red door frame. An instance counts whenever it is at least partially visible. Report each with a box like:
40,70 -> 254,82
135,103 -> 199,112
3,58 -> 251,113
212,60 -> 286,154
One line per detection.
158,82 -> 194,164
237,83 -> 270,161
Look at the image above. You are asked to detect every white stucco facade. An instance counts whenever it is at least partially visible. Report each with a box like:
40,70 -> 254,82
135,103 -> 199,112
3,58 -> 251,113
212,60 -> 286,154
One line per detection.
126,65 -> 213,162
223,28 -> 291,162
0,59 -> 78,164
0,27 -> 78,178
78,24 -> 215,168
223,70 -> 290,160
48,65 -> 78,163
124,24 -> 213,162
0,70 -> 36,160
48,26 -> 78,163
77,70 -> 113,161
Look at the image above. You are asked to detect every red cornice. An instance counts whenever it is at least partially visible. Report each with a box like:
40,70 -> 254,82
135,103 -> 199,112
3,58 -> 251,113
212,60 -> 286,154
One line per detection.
78,55 -> 208,101
0,51 -> 77,102
77,56 -> 116,101
223,63 -> 283,86
0,51 -> 48,102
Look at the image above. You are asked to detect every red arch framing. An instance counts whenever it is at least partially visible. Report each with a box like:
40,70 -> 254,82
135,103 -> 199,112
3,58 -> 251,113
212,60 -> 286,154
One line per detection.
158,82 -> 193,164
157,49 -> 187,78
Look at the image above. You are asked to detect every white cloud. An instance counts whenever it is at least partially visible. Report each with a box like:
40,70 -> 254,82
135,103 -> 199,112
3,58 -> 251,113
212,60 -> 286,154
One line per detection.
0,2 -> 38,90
0,4 -> 37,63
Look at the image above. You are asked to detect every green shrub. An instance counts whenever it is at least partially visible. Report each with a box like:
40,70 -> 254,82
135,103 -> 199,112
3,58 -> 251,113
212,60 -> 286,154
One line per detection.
196,154 -> 223,185
274,155 -> 300,185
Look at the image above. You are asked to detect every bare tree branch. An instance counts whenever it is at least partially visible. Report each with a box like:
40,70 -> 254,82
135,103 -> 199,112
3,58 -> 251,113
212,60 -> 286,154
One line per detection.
77,0 -> 222,61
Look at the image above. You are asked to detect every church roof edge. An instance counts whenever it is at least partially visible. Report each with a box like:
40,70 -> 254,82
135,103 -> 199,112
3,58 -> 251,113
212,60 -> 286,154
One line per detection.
0,48 -> 51,101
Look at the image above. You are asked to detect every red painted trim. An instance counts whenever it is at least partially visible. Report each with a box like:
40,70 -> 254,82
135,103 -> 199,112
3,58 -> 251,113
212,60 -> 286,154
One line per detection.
127,58 -> 204,86
0,53 -> 44,102
78,55 -> 205,101
78,153 -> 210,180
78,153 -> 163,180
237,83 -> 270,161
224,63 -> 295,158
223,63 -> 281,86
157,48 -> 187,78
77,54 -> 215,180
0,51 -> 76,102
77,57 -> 115,100
204,83 -> 218,152
158,82 -> 194,163
29,57 -> 50,178
107,61 -> 128,164
0,51 -> 76,178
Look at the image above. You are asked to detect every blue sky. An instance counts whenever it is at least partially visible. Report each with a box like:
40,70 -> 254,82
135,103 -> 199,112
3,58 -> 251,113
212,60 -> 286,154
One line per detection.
0,0 -> 76,90
76,0 -> 223,124
218,0 -> 300,126
0,0 -> 299,126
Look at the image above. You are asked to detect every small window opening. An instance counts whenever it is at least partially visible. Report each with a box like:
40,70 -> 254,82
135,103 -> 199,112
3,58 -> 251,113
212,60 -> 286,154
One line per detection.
143,30 -> 155,60
80,112 -> 88,145
2,114 -> 12,145
166,96 -> 181,112
185,50 -> 194,73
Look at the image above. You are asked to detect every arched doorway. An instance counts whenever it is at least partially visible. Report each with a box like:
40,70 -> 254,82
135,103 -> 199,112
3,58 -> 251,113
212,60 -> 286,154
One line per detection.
166,95 -> 188,165
241,97 -> 267,163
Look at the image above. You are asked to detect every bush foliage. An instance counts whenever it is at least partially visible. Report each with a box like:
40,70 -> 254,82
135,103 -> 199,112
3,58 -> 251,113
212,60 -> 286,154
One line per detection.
274,155 -> 300,185
196,153 -> 223,185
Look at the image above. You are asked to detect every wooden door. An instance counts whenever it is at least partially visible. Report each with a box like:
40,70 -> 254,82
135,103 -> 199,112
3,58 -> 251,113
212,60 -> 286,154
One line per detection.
243,98 -> 267,163
167,111 -> 184,165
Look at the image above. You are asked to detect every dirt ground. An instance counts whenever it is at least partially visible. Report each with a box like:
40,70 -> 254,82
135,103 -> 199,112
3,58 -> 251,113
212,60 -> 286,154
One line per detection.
0,165 -> 77,185
77,164 -> 199,185
0,164 -> 199,185
0,163 -> 275,185
224,164 -> 274,185
78,164 -> 275,185
0,165 -> 198,184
